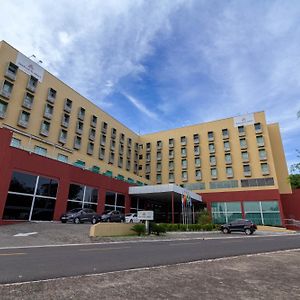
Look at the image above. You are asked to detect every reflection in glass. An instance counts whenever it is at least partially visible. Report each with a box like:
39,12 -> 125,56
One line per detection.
9,171 -> 37,194
3,194 -> 33,220
31,197 -> 56,221
36,177 -> 58,197
68,184 -> 84,201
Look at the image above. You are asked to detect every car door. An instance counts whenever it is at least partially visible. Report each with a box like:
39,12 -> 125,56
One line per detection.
229,220 -> 240,232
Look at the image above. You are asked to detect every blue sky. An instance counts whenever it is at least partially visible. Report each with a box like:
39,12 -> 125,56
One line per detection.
1,0 -> 299,169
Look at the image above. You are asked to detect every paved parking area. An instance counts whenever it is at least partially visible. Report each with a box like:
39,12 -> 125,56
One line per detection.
0,221 -> 297,248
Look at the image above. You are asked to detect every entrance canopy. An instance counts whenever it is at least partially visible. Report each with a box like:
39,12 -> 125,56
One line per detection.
129,184 -> 202,202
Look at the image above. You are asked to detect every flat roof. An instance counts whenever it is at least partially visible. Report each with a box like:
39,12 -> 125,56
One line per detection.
129,184 -> 202,202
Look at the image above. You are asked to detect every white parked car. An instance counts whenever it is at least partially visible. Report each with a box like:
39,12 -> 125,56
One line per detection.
125,213 -> 140,223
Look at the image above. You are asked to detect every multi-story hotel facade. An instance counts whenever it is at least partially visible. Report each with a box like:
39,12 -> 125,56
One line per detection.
0,41 -> 298,226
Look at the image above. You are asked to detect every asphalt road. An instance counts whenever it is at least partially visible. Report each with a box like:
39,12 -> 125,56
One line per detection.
1,234 -> 300,284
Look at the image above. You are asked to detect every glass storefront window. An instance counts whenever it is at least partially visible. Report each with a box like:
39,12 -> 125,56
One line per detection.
9,171 -> 36,194
36,177 -> 58,197
68,184 -> 84,201
226,202 -> 241,212
244,201 -> 260,212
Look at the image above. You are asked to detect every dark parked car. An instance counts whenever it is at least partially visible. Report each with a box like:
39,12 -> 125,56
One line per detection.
60,208 -> 99,224
220,219 -> 257,235
98,210 -> 125,223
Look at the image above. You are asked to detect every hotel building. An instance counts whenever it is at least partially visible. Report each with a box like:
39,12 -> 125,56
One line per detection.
0,40 -> 298,226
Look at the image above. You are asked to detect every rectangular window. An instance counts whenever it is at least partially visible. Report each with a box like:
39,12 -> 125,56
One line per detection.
181,147 -> 187,157
238,125 -> 245,136
146,153 -> 151,161
195,157 -> 201,167
145,164 -> 151,173
101,122 -> 108,133
118,156 -> 123,168
109,151 -> 115,164
195,169 -> 202,180
27,76 -> 38,93
120,133 -> 125,144
182,171 -> 188,181
169,149 -> 174,158
211,168 -> 217,179
209,143 -> 215,153
223,141 -> 230,151
18,111 -> 30,128
74,136 -> 81,150
146,143 -> 151,151
259,149 -> 267,160
76,121 -> 84,135
126,160 -> 131,171
58,129 -> 67,144
64,98 -> 72,113
208,131 -> 214,141
254,122 -> 262,133
157,140 -> 162,149
261,163 -> 269,175
1,80 -> 13,98
23,92 -> 34,109
169,138 -> 174,147
87,142 -> 94,155
89,128 -> 96,141
127,138 -> 132,147
111,128 -> 117,139
34,146 -> 47,156
169,172 -> 174,182
40,120 -> 50,136
210,155 -> 216,166
225,153 -> 232,164
5,62 -> 18,81
110,139 -> 116,151
157,162 -> 162,172
47,88 -> 56,103
222,128 -> 229,139
61,113 -> 70,128
127,148 -> 132,159
211,202 -> 242,224
193,134 -> 199,144
0,100 -> 8,119
226,166 -> 234,178
44,103 -> 54,119
169,161 -> 174,171
181,136 -> 187,145
156,174 -> 162,183
240,138 -> 247,149
57,154 -> 68,163
100,134 -> 106,146
243,164 -> 251,176
99,147 -> 105,160
241,151 -> 249,162
156,151 -> 162,160
119,143 -> 124,155
78,107 -> 85,120
181,159 -> 187,169
91,115 -> 97,127
10,137 -> 21,148
194,145 -> 200,156
256,135 -> 264,147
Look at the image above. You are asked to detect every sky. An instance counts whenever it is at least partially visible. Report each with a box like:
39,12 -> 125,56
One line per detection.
0,0 -> 299,170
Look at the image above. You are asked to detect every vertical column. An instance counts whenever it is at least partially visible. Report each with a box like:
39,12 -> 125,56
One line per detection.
53,177 -> 69,220
97,188 -> 106,214
125,194 -> 131,214
172,191 -> 175,224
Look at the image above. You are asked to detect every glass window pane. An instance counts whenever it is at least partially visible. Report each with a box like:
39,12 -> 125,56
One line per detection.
68,184 -> 84,201
263,213 -> 281,226
212,213 -> 226,224
244,201 -> 260,212
261,201 -> 279,212
84,187 -> 98,204
105,191 -> 115,206
83,203 -> 97,211
9,171 -> 37,194
227,212 -> 243,222
211,202 -> 225,213
67,200 -> 83,211
245,213 -> 262,225
116,194 -> 125,207
3,194 -> 33,220
226,202 -> 241,212
36,177 -> 58,197
31,197 -> 56,221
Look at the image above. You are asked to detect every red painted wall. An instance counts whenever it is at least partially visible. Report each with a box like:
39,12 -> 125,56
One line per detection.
281,189 -> 300,220
0,128 -> 132,222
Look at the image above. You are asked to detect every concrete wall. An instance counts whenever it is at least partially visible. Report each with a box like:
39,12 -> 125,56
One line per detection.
90,223 -> 135,237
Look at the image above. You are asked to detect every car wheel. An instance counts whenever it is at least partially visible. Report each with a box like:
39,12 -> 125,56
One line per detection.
130,219 -> 133,223
91,217 -> 97,225
107,218 -> 111,222
74,217 -> 80,224
222,228 -> 229,234
61,220 -> 67,224
245,228 -> 252,235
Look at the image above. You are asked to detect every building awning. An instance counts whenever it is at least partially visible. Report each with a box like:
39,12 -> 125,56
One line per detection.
129,184 -> 202,202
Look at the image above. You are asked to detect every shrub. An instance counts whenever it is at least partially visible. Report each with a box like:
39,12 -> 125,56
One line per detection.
131,223 -> 146,236
197,210 -> 212,225
151,223 -> 167,236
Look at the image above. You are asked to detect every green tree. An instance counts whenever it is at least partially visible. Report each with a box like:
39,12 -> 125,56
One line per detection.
289,150 -> 300,189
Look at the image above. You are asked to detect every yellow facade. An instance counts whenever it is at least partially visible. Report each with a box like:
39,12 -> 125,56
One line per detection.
0,41 -> 292,194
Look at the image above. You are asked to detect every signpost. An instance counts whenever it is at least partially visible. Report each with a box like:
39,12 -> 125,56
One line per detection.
138,211 -> 154,235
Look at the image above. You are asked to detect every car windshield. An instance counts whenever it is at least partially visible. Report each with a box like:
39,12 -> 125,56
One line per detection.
126,214 -> 133,216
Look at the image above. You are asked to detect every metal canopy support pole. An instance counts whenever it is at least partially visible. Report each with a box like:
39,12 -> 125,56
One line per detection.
171,191 -> 175,224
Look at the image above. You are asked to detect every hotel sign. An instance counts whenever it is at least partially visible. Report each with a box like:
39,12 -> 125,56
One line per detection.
137,211 -> 154,221
233,113 -> 255,127
16,52 -> 44,82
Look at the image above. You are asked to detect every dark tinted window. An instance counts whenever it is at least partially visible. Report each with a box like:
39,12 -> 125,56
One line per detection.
68,184 -> 84,201
9,171 -> 37,194
3,194 -> 33,220
116,194 -> 125,206
36,177 -> 58,197
105,192 -> 115,205
84,187 -> 98,203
